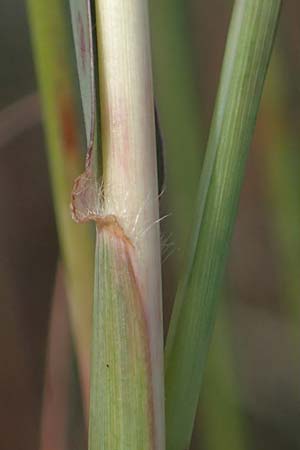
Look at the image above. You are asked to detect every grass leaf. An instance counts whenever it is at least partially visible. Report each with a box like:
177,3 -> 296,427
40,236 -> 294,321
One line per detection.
165,2 -> 282,449
69,0 -> 95,152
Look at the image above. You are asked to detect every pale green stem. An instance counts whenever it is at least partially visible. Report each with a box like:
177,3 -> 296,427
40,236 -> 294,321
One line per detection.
88,0 -> 165,448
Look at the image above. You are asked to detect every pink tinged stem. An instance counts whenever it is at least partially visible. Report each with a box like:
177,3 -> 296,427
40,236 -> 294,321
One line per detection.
95,0 -> 165,446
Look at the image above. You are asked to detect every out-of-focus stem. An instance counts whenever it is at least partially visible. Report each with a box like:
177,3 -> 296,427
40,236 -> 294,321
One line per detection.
40,265 -> 70,450
27,0 -> 93,413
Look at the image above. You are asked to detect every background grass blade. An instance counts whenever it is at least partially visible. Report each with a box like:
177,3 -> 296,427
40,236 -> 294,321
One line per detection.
27,0 -> 94,413
164,2 -> 282,449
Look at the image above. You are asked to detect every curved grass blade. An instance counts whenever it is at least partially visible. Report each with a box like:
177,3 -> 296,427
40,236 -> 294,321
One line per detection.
165,2 -> 282,449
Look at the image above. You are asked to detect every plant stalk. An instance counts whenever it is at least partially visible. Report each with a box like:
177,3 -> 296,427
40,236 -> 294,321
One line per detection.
87,0 -> 165,448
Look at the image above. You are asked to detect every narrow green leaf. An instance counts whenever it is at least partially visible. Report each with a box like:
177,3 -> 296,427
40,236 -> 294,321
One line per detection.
68,0 -> 100,186
150,3 -> 248,448
69,0 -> 100,224
69,0 -> 95,151
165,2 -> 282,450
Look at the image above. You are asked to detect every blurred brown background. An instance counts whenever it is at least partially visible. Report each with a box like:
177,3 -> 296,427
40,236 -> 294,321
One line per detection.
0,1 -> 300,449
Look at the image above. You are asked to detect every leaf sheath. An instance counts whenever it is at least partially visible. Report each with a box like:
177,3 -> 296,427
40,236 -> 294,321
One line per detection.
89,221 -> 155,449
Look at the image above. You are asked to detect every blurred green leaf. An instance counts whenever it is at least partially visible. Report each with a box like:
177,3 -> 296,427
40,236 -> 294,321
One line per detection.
27,0 -> 94,412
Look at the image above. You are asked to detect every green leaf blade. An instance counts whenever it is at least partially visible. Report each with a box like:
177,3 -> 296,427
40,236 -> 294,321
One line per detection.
165,2 -> 282,450
69,0 -> 95,151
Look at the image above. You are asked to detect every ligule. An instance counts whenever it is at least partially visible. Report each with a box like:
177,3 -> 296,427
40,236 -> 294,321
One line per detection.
89,222 -> 155,450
